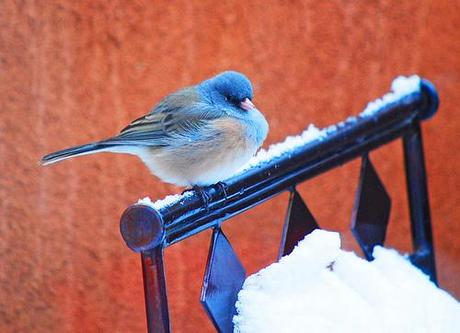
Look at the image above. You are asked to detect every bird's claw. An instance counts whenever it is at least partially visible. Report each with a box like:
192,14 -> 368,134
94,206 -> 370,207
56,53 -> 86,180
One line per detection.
182,182 -> 228,212
215,182 -> 229,199
184,186 -> 210,212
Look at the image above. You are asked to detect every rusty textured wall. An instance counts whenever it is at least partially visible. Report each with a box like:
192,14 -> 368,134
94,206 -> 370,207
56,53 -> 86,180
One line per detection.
1,1 -> 459,332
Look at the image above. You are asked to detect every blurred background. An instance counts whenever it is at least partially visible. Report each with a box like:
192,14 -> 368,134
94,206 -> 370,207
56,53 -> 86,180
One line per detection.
1,1 -> 459,332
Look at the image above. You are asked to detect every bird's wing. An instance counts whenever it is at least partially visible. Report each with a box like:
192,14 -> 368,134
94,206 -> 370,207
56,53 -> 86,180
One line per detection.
104,87 -> 224,147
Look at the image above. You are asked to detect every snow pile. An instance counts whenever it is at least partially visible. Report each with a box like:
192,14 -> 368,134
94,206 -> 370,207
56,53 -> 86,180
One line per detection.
234,230 -> 460,333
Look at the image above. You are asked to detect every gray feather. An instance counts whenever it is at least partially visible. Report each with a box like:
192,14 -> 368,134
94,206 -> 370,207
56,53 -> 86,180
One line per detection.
40,142 -> 114,165
41,87 -> 227,165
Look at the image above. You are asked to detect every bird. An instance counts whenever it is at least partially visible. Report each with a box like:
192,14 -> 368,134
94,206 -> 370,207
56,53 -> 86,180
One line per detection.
41,71 -> 269,196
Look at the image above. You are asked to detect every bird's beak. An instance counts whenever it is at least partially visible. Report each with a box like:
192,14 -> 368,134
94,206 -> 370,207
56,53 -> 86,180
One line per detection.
240,98 -> 256,111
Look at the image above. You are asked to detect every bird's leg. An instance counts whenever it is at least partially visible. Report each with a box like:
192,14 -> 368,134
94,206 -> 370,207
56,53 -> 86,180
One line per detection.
184,185 -> 210,212
215,182 -> 229,200
182,184 -> 226,211
195,186 -> 211,212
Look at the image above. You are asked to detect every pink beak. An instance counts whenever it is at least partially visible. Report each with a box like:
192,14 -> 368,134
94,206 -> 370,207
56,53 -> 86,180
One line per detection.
240,98 -> 256,111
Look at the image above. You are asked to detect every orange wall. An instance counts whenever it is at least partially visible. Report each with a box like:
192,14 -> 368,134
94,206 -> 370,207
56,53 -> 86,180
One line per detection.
1,1 -> 459,332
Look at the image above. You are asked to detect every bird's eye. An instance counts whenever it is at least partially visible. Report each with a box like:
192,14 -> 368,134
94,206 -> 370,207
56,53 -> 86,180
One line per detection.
224,96 -> 239,104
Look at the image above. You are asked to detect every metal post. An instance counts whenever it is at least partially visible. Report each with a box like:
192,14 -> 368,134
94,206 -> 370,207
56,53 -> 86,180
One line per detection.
120,205 -> 169,332
403,123 -> 437,283
141,248 -> 170,333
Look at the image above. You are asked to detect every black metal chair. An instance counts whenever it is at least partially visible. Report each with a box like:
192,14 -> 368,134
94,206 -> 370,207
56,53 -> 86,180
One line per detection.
119,77 -> 439,333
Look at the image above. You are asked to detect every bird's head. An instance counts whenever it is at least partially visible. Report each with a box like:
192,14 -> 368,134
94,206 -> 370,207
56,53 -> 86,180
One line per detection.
198,71 -> 256,113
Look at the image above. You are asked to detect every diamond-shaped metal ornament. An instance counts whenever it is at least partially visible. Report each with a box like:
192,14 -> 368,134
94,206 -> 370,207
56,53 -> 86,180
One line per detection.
351,155 -> 391,260
201,228 -> 246,333
279,188 -> 319,259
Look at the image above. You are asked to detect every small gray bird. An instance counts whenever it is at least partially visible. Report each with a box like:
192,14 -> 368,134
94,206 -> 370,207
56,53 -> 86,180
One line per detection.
41,71 -> 269,188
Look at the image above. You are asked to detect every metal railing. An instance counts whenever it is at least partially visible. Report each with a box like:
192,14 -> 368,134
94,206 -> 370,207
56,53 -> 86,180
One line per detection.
119,77 -> 439,333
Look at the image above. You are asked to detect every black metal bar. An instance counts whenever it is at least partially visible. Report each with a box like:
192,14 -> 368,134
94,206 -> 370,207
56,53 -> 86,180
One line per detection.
132,80 -> 436,248
403,123 -> 437,283
141,248 -> 170,333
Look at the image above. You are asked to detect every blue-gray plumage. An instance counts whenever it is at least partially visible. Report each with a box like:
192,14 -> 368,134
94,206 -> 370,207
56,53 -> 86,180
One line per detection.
41,71 -> 269,187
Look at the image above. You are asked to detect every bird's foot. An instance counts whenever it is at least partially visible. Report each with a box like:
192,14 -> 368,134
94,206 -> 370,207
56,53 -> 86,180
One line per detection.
182,183 -> 227,212
215,182 -> 229,200
182,186 -> 211,212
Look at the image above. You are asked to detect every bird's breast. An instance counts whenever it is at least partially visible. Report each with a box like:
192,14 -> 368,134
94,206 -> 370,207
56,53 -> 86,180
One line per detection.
240,108 -> 269,147
137,115 -> 266,187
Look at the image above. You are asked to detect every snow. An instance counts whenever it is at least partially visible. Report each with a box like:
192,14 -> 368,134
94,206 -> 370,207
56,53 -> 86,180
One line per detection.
237,124 -> 326,172
360,75 -> 421,117
137,192 -> 191,210
234,230 -> 460,333
137,75 -> 422,211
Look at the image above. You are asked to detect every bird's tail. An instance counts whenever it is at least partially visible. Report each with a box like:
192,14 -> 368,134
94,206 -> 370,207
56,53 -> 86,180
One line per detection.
41,141 -> 120,165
